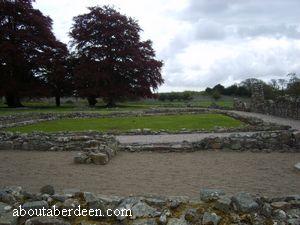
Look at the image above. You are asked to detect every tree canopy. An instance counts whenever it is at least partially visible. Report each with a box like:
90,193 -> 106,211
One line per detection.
204,74 -> 300,100
69,6 -> 164,107
2,1 -> 298,108
0,0 -> 70,107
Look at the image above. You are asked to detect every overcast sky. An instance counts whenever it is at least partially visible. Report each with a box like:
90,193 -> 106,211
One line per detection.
34,0 -> 300,92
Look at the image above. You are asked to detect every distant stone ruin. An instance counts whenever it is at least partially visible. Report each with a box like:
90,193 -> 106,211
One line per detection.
250,82 -> 265,113
234,83 -> 300,120
263,96 -> 300,119
233,98 -> 249,111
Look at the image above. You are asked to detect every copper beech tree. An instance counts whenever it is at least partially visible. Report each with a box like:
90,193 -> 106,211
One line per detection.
70,6 -> 164,107
44,41 -> 72,107
0,0 -> 70,107
0,2 -> 163,107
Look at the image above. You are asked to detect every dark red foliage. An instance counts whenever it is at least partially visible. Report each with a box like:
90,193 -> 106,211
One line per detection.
43,40 -> 73,106
69,6 -> 164,106
0,0 -> 69,107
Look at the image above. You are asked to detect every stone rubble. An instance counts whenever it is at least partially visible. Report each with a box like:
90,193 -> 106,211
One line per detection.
0,185 -> 299,225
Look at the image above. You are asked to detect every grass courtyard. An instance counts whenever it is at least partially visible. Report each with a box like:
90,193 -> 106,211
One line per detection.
7,113 -> 244,133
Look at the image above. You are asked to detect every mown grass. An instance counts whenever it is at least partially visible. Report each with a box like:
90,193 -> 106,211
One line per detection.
7,113 -> 244,133
0,104 -> 152,115
127,100 -> 234,108
0,100 -> 234,116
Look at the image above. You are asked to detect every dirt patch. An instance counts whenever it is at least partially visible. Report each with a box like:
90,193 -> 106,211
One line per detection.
0,151 -> 299,197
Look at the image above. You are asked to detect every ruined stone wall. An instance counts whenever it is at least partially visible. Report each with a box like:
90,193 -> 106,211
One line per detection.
250,83 -> 265,113
123,130 -> 300,153
263,97 -> 300,120
233,83 -> 300,120
1,129 -> 299,154
0,185 -> 299,225
0,132 -> 120,165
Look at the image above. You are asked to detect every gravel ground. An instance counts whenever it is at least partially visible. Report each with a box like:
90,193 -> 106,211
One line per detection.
0,150 -> 299,197
116,132 -> 256,144
229,110 -> 300,131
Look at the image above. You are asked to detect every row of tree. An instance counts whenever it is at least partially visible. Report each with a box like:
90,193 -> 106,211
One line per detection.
205,84 -> 251,98
157,74 -> 300,103
205,74 -> 300,100
0,0 -> 164,107
158,91 -> 194,102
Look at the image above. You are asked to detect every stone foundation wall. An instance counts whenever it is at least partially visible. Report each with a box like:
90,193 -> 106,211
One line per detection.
123,130 -> 300,153
1,127 -> 299,154
0,132 -> 120,165
0,132 -> 118,151
192,130 -> 300,152
1,129 -> 299,154
0,185 -> 299,225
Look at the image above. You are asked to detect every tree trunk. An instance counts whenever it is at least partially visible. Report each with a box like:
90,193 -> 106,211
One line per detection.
55,96 -> 61,107
87,96 -> 97,107
5,95 -> 24,108
106,99 -> 116,108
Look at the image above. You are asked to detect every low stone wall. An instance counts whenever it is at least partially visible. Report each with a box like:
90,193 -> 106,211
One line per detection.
0,112 -> 104,129
0,185 -> 299,225
0,132 -> 120,165
0,131 -> 118,151
1,129 -> 299,154
123,130 -> 300,153
192,130 -> 300,152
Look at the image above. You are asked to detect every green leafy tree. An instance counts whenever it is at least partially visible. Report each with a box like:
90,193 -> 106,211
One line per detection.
287,73 -> 300,97
212,91 -> 221,101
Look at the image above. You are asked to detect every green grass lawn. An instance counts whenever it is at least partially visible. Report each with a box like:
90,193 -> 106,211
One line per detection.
0,94 -> 240,116
0,101 -> 234,116
124,99 -> 234,108
0,104 -> 152,115
7,113 -> 244,133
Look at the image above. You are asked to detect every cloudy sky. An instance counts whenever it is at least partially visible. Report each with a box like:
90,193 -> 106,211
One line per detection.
34,0 -> 300,92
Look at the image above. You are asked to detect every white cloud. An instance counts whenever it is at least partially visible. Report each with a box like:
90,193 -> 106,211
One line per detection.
34,0 -> 300,92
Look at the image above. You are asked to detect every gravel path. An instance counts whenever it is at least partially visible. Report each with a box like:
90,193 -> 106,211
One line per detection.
0,151 -> 299,197
117,110 -> 300,144
229,110 -> 300,131
117,132 -> 256,144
